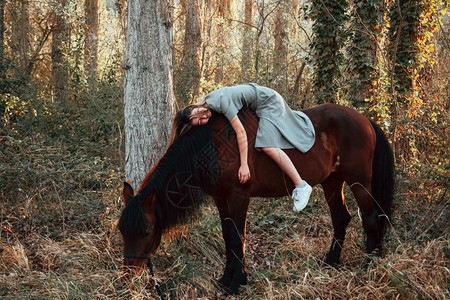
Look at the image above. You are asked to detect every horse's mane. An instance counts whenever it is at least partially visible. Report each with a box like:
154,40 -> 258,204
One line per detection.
118,115 -> 219,237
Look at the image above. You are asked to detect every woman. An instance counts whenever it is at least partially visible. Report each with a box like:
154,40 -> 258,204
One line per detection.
171,83 -> 315,211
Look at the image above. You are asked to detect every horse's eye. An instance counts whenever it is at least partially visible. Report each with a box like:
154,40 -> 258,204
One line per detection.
145,228 -> 152,236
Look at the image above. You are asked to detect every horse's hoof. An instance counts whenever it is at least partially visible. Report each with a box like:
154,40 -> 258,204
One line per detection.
217,277 -> 233,295
369,247 -> 382,257
218,275 -> 247,295
323,257 -> 340,269
218,278 -> 230,287
218,284 -> 232,295
324,252 -> 340,268
226,280 -> 241,295
218,273 -> 233,289
241,276 -> 247,285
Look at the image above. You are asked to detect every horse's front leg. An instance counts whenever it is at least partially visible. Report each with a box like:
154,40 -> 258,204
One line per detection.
216,193 -> 250,294
217,207 -> 234,289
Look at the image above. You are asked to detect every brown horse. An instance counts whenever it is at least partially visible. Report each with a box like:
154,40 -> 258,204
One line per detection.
118,103 -> 395,295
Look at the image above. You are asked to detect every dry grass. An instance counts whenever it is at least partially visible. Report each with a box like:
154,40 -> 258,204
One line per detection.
1,185 -> 448,299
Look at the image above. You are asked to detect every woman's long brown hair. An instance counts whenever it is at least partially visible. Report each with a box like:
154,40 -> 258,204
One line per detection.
167,103 -> 209,147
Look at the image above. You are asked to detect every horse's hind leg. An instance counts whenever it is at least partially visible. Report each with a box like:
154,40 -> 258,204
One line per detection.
322,173 -> 351,266
350,182 -> 383,256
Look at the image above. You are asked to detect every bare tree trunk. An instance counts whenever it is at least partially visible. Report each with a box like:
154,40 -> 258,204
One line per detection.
0,0 -> 5,80
177,0 -> 202,103
10,0 -> 30,81
214,22 -> 225,83
253,1 -> 276,81
241,0 -> 253,81
293,60 -> 306,101
273,0 -> 288,95
85,0 -> 99,92
200,0 -> 213,82
51,0 -> 69,105
217,0 -> 232,16
124,0 -> 176,189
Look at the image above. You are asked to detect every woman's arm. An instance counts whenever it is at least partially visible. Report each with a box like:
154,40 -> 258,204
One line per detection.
230,116 -> 251,184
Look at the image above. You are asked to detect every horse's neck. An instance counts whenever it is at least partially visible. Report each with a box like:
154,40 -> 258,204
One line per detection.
138,160 -> 162,192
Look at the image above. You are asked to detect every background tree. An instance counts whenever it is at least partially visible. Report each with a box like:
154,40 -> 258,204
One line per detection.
346,0 -> 383,111
51,0 -> 69,105
84,0 -> 99,92
176,0 -> 203,103
252,0 -> 277,83
240,0 -> 254,81
124,0 -> 176,189
0,0 -> 5,82
272,0 -> 289,95
385,0 -> 443,163
308,0 -> 348,103
9,0 -> 31,90
387,0 -> 423,105
213,2 -> 229,84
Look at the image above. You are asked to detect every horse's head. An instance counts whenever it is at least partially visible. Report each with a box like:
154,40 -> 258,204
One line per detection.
118,182 -> 162,269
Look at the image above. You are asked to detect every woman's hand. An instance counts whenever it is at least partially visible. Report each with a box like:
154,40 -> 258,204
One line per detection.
238,164 -> 251,184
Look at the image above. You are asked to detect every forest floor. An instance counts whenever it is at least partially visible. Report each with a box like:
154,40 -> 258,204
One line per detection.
0,100 -> 448,299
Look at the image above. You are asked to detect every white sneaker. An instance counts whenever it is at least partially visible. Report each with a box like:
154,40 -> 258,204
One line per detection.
292,182 -> 312,212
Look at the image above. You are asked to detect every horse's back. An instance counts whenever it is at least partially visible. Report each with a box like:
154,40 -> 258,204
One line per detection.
305,103 -> 374,137
304,104 -> 377,184
209,104 -> 376,197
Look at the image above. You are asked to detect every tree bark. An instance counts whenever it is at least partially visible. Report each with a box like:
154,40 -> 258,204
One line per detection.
200,0 -> 213,82
124,0 -> 176,189
51,0 -> 70,106
85,0 -> 99,92
177,0 -> 202,103
10,0 -> 30,81
0,0 -> 5,79
240,0 -> 253,81
273,0 -> 288,95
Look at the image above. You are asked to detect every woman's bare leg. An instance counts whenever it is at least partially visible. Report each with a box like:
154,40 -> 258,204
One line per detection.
262,147 -> 312,211
261,147 -> 303,186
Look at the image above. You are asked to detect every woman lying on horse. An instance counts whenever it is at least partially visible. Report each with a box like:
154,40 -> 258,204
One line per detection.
172,83 -> 315,212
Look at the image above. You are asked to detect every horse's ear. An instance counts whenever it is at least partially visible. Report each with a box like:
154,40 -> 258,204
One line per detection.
123,182 -> 134,205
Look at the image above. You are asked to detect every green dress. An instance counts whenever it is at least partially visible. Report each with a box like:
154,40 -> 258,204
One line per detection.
204,83 -> 315,152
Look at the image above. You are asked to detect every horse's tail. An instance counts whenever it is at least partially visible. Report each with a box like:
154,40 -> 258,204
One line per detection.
370,120 -> 395,235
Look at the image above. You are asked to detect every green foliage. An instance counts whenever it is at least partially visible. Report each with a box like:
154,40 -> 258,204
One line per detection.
0,93 -> 35,127
0,61 -> 39,123
0,77 -> 124,236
